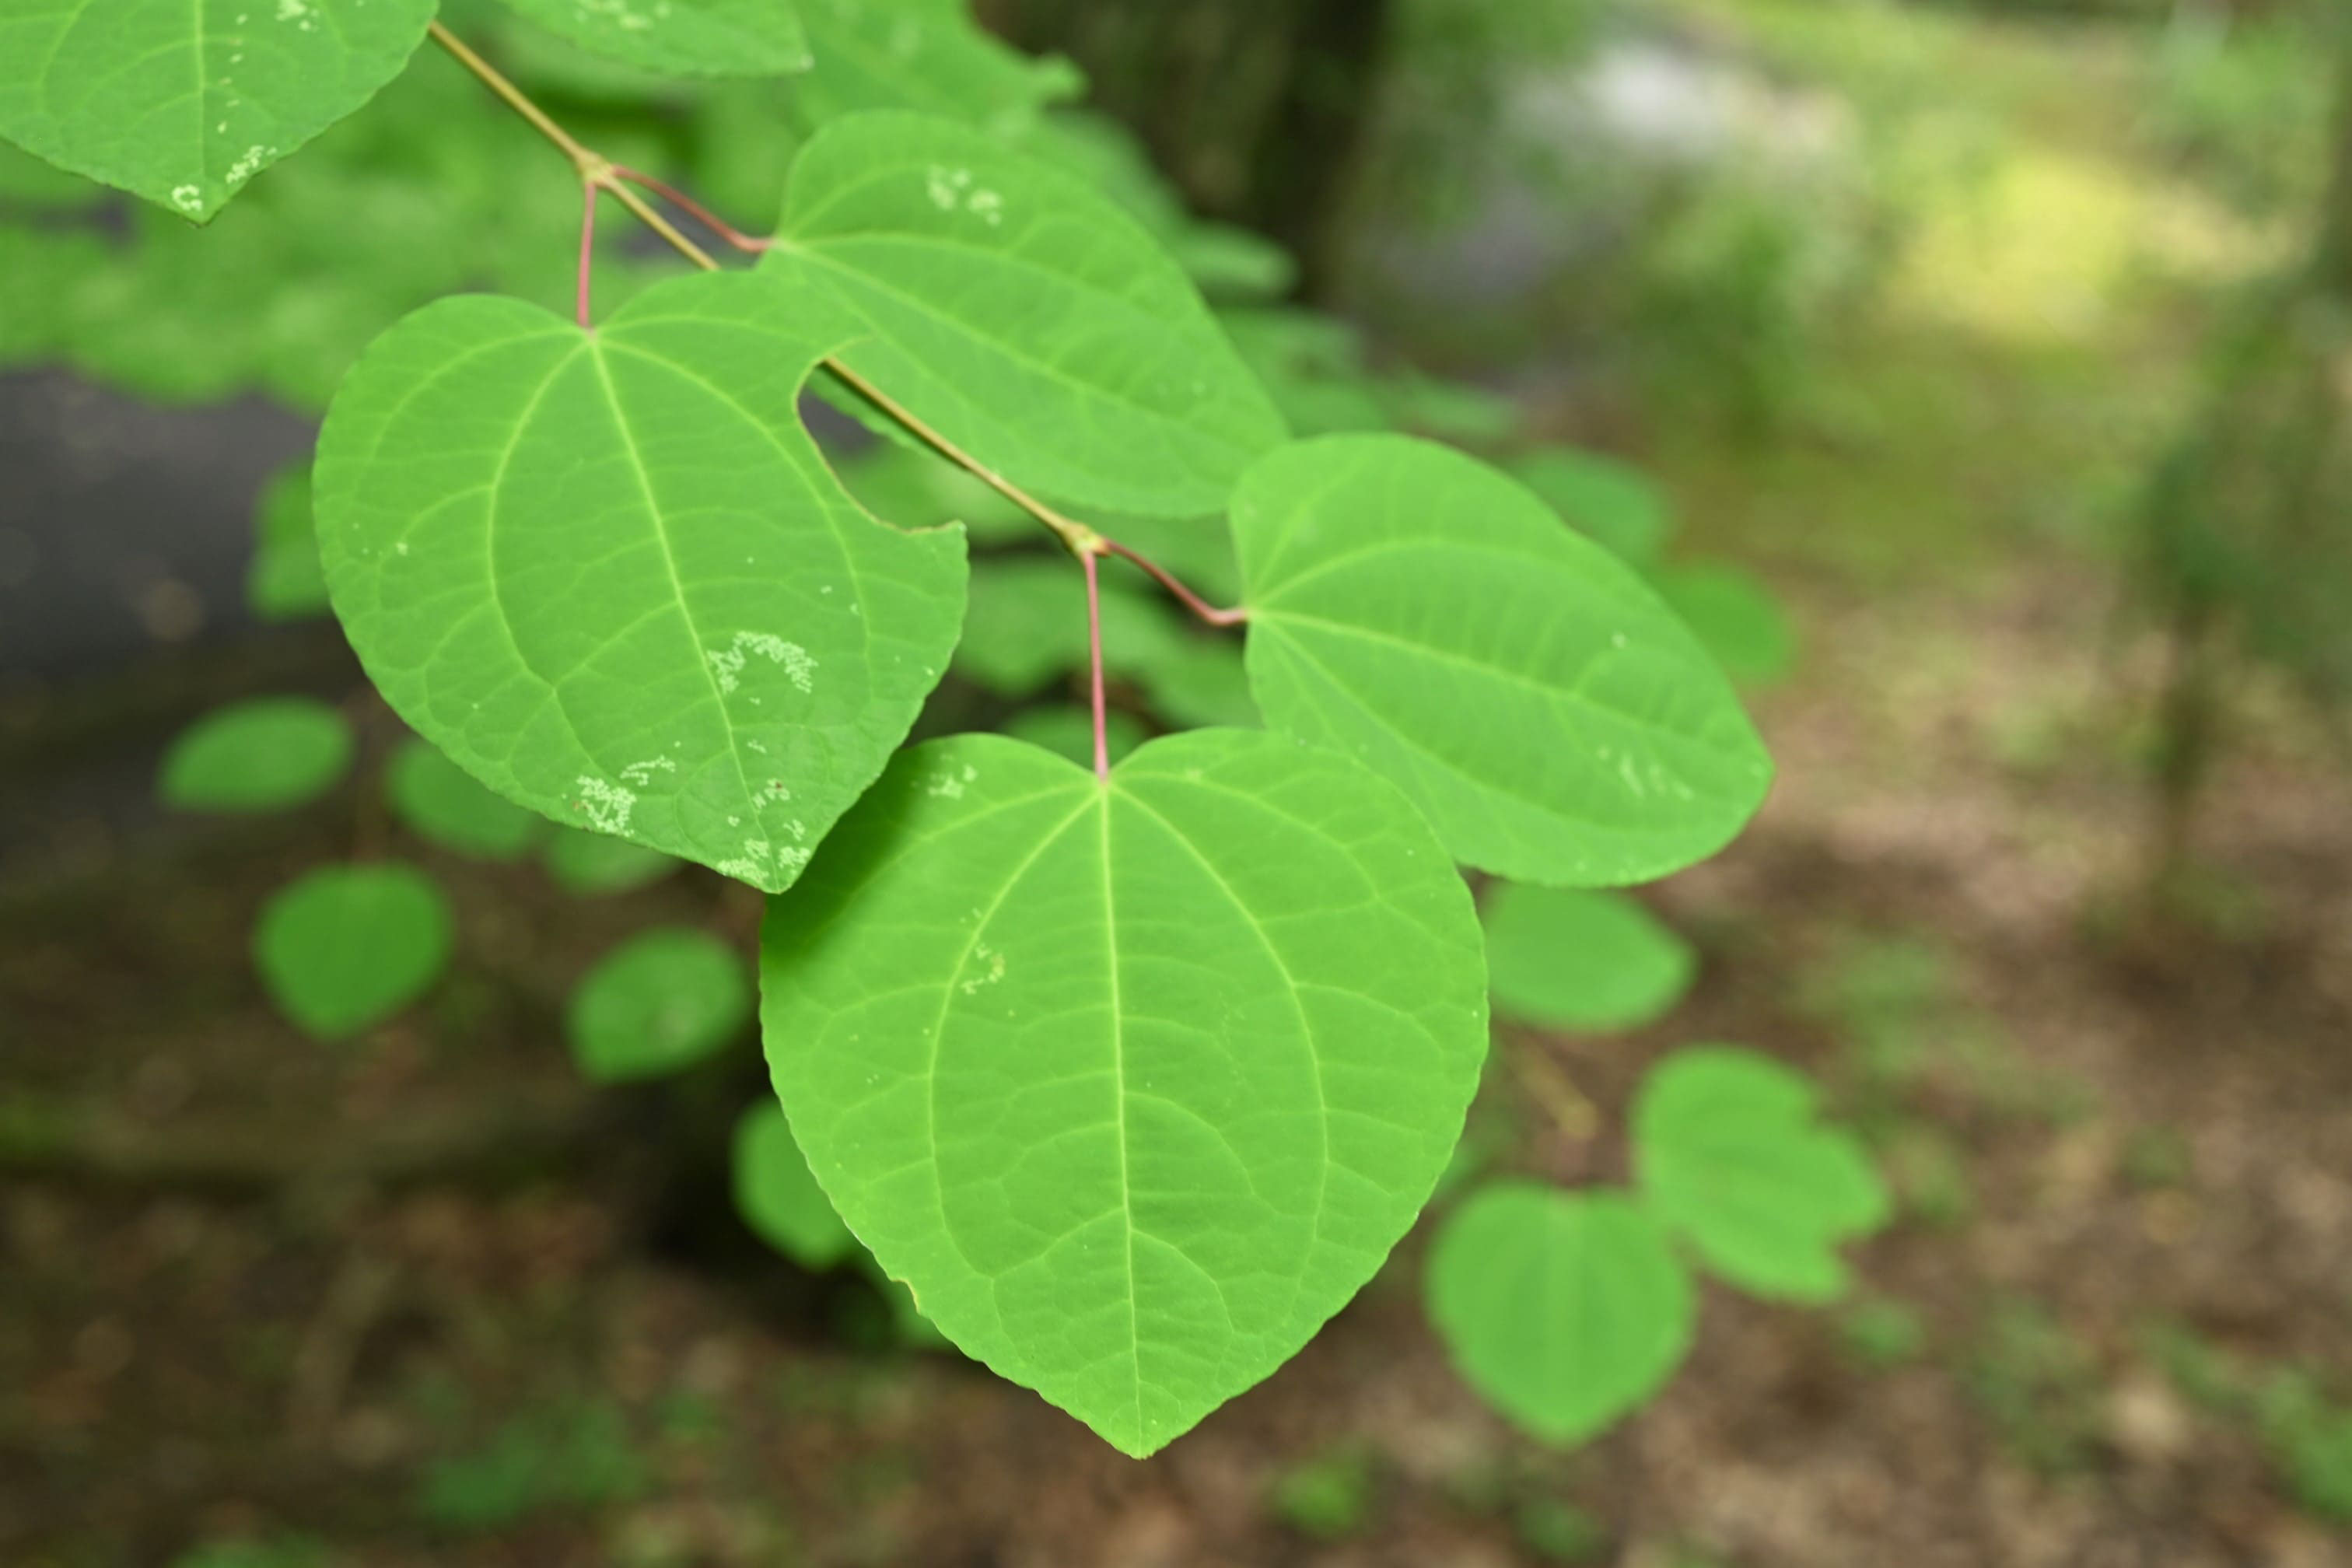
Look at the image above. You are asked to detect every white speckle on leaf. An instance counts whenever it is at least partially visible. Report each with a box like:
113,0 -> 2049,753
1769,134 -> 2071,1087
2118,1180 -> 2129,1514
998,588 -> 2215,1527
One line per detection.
708,631 -> 816,695
960,944 -> 1007,995
619,755 -> 677,787
969,189 -> 1003,226
223,144 -> 270,187
576,776 -> 635,833
170,185 -> 203,215
394,541 -> 409,556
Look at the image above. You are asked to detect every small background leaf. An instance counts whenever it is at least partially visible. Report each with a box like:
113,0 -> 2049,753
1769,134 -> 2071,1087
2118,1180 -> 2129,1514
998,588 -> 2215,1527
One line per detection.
1634,1046 -> 1890,1302
1510,447 -> 1674,570
159,698 -> 353,813
247,464 -> 330,621
254,863 -> 452,1040
1653,562 -> 1800,688
567,926 -> 751,1082
1427,1184 -> 1694,1445
1482,884 -> 1696,1033
733,1101 -> 856,1269
998,706 -> 1146,767
541,827 -> 680,895
386,738 -> 544,860
488,0 -> 810,77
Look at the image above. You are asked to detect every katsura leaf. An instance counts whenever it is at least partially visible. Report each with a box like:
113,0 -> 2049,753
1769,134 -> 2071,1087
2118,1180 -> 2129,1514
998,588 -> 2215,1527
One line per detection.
1380,373 -> 1519,448
1654,562 -> 1798,688
733,1101 -> 856,1269
760,729 -> 1487,1456
488,0 -> 810,78
1510,448 -> 1673,571
386,737 -> 544,861
1633,1047 -> 1889,1303
1482,884 -> 1696,1034
254,863 -> 452,1039
568,926 -> 751,1082
247,462 -> 330,621
0,0 -> 437,222
314,270 -> 969,894
788,0 -> 1078,133
764,110 -> 1286,516
541,826 -> 678,894
1230,435 -> 1773,887
159,696 -> 352,812
1426,1185 -> 1693,1445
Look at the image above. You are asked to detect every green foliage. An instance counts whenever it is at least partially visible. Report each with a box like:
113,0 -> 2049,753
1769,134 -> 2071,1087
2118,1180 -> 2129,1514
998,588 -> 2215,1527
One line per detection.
417,1398 -> 649,1530
7,6 -> 1808,1458
1840,1297 -> 1928,1370
1427,1186 -> 1693,1444
315,271 -> 968,893
762,111 -> 1287,516
169,1540 -> 332,1568
567,926 -> 751,1082
386,738 -> 544,860
0,0 -> 436,220
247,464 -> 331,622
761,730 -> 1487,1456
2259,1372 -> 2352,1523
540,826 -> 678,895
1231,435 -> 1772,887
732,1101 -> 856,1268
488,0 -> 808,78
1510,448 -> 1675,571
1515,1499 -> 1608,1563
254,863 -> 453,1040
1634,1047 -> 1888,1301
1965,1297 -> 2103,1475
159,697 -> 354,813
1269,1449 -> 1377,1540
1482,884 -> 1697,1033
1653,563 -> 1800,688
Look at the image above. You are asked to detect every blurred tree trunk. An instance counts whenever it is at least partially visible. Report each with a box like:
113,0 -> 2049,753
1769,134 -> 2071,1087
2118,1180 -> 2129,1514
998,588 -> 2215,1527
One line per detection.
982,0 -> 1394,298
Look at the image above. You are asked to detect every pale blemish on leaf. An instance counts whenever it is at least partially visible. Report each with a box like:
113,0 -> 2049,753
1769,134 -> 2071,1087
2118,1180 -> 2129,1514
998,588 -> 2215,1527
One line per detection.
708,631 -> 817,695
576,776 -> 636,834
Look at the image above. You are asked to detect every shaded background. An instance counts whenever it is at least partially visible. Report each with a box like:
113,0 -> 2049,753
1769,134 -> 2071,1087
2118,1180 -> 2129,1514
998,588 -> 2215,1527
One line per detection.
6,0 -> 2352,1563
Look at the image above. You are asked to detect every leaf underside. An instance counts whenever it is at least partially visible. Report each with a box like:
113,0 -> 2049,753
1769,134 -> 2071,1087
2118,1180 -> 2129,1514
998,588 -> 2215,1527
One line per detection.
1231,434 -> 1773,887
0,0 -> 436,220
314,270 -> 968,893
760,729 -> 1488,1456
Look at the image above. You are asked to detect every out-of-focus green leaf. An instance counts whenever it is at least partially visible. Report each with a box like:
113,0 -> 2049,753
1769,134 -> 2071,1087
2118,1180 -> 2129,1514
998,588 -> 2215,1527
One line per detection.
568,926 -> 751,1081
159,698 -> 352,813
733,1101 -> 856,1268
1427,1184 -> 1692,1444
488,0 -> 808,77
385,737 -> 544,860
998,705 -> 1146,767
254,863 -> 453,1040
1634,1047 -> 1888,1302
1482,884 -> 1696,1033
1510,448 -> 1673,570
789,0 -> 1078,133
1653,562 -> 1798,688
247,464 -> 330,621
541,827 -> 679,895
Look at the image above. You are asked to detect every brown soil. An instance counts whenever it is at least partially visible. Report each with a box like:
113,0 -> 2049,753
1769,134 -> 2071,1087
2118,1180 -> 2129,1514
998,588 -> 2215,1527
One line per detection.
4,555 -> 2350,1568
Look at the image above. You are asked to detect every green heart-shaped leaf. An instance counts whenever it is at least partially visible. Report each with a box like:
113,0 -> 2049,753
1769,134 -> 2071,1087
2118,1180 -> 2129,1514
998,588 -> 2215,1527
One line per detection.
788,0 -> 1080,132
765,110 -> 1286,517
1427,1185 -> 1693,1444
386,737 -> 544,860
1634,1047 -> 1889,1302
0,0 -> 436,221
315,270 -> 969,893
489,0 -> 810,77
760,729 -> 1487,1455
1231,435 -> 1773,887
255,862 -> 452,1040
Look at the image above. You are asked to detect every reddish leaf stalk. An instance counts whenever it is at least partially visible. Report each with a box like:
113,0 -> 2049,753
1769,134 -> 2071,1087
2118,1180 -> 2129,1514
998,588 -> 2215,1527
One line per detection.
576,181 -> 599,329
1082,546 -> 1111,780
1101,539 -> 1247,628
609,164 -> 775,254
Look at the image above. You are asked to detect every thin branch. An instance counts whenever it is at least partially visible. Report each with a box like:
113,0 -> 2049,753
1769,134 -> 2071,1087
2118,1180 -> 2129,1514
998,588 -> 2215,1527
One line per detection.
1510,1041 -> 1600,1143
426,19 -> 1097,556
1082,546 -> 1111,780
1101,538 -> 1248,628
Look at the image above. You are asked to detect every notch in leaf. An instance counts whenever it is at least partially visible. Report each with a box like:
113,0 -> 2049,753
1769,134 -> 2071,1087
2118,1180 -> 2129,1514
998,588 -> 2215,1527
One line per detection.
313,269 -> 969,894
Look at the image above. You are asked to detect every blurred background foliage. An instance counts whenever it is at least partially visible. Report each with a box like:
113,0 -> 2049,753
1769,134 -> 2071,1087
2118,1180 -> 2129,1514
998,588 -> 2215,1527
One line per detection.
5,0 -> 2352,1564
